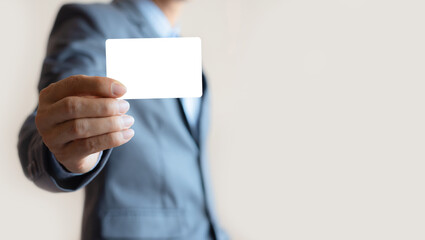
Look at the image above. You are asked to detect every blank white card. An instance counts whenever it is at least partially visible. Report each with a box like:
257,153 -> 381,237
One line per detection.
106,37 -> 202,99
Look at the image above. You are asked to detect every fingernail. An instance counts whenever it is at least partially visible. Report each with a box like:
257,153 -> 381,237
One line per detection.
118,99 -> 130,114
122,129 -> 134,140
112,82 -> 127,96
121,115 -> 134,128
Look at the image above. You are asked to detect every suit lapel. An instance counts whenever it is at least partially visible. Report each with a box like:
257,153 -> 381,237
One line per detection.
112,0 -> 142,24
197,74 -> 209,148
177,74 -> 208,147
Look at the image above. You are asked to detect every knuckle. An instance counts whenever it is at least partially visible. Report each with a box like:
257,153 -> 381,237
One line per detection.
35,111 -> 48,133
109,132 -> 122,146
82,138 -> 97,153
69,74 -> 82,81
100,100 -> 117,115
64,97 -> 80,117
63,76 -> 76,87
107,133 -> 121,148
111,117 -> 122,130
64,75 -> 83,89
92,77 -> 105,90
39,88 -> 48,100
70,119 -> 87,137
39,83 -> 54,101
92,76 -> 103,82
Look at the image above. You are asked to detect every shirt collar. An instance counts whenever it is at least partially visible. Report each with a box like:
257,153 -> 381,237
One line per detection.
129,0 -> 180,38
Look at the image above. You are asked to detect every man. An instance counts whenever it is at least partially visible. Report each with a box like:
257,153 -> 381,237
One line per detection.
17,0 -> 228,239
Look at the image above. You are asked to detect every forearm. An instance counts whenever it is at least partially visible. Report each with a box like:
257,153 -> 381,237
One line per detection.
16,4 -> 118,192
18,110 -> 65,192
18,109 -> 112,192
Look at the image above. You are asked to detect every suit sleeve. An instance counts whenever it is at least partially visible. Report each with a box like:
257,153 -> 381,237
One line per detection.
17,4 -> 112,192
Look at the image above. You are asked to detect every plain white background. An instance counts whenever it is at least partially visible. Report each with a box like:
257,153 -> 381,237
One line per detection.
1,0 -> 424,239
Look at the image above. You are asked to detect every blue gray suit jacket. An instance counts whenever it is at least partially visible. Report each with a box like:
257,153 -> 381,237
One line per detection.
17,1 -> 227,239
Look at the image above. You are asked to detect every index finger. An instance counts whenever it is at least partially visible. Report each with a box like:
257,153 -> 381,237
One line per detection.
42,75 -> 126,103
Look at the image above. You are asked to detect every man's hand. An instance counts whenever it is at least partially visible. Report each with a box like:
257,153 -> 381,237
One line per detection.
35,75 -> 135,174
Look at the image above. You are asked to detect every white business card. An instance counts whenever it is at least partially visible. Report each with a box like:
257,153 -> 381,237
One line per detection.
106,37 -> 203,99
